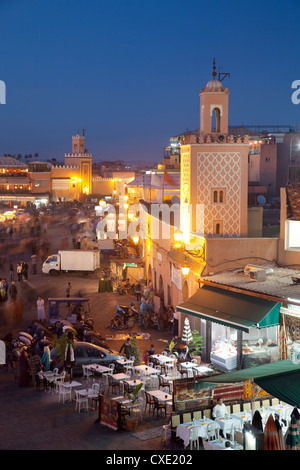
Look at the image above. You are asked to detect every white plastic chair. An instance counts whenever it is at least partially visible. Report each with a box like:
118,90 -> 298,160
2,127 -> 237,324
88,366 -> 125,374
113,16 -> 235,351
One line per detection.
82,365 -> 93,378
58,383 -> 72,404
75,390 -> 89,412
54,371 -> 66,392
109,363 -> 115,372
189,426 -> 200,450
206,422 -> 220,440
191,359 -> 198,364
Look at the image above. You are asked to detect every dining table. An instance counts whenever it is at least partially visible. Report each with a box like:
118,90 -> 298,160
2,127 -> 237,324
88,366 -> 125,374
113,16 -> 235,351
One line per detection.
203,439 -> 243,450
267,404 -> 294,422
179,361 -> 196,369
86,364 -> 111,374
134,365 -> 161,376
116,358 -> 134,367
192,365 -> 214,376
215,417 -> 240,436
230,411 -> 251,427
147,390 -> 173,402
176,418 -> 214,447
123,379 -> 143,388
111,373 -> 131,382
151,354 -> 176,365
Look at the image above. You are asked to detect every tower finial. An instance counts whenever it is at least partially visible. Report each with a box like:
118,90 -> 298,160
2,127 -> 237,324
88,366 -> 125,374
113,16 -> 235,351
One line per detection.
212,58 -> 217,79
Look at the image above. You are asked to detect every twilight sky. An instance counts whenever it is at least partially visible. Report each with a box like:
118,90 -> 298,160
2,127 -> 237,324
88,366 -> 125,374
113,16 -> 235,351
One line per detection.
0,0 -> 300,163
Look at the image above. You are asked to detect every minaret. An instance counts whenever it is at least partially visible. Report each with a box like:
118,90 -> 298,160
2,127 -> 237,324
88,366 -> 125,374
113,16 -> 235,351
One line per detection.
200,59 -> 229,137
180,61 -> 248,239
65,130 -> 92,196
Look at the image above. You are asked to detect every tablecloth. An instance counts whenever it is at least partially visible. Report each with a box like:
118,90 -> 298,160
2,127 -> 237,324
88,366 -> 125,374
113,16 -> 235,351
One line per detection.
176,419 -> 214,447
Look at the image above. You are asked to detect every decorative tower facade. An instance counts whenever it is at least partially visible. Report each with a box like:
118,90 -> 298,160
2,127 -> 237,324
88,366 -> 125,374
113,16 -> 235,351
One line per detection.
180,61 -> 249,241
65,131 -> 92,196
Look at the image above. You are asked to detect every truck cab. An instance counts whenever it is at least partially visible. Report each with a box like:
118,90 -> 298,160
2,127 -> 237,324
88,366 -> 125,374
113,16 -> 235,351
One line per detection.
42,254 -> 60,275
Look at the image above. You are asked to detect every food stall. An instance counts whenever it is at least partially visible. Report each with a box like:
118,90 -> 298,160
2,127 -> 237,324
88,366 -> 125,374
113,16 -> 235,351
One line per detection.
177,285 -> 282,372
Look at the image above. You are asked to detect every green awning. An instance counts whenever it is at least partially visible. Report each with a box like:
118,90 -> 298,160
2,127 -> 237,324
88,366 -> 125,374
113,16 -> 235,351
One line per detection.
177,285 -> 281,333
196,360 -> 300,407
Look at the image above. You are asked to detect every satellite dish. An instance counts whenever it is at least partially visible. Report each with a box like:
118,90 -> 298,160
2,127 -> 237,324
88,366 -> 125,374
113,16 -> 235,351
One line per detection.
171,196 -> 180,205
257,195 -> 266,205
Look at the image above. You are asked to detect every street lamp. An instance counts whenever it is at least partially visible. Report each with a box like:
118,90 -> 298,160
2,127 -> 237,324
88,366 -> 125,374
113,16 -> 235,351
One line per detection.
181,265 -> 190,276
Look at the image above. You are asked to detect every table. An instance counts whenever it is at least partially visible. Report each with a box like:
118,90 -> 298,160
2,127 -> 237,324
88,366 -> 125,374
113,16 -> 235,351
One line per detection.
111,373 -> 131,382
179,362 -> 195,369
192,365 -> 214,376
151,354 -> 175,365
134,365 -> 160,376
86,364 -> 111,374
231,411 -> 251,427
62,381 -> 82,397
116,358 -> 134,366
176,419 -> 214,447
147,390 -> 172,402
215,417 -> 239,435
124,379 -> 143,387
203,439 -> 242,451
268,404 -> 293,421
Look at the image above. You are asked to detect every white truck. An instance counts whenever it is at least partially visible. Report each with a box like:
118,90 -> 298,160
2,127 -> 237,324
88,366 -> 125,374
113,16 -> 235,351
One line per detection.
42,250 -> 100,275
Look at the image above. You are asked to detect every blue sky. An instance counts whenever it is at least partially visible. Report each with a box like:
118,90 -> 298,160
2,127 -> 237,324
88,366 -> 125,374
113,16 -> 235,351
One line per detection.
0,0 -> 300,162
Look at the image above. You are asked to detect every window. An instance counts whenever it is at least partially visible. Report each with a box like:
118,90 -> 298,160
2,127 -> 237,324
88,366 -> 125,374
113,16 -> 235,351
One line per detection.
213,220 -> 223,237
46,256 -> 58,263
211,188 -> 226,204
286,220 -> 300,251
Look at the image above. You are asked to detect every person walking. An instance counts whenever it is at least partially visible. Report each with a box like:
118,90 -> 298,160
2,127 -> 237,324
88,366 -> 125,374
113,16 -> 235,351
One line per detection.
9,261 -> 14,282
17,263 -> 22,282
31,254 -> 37,275
66,282 -> 71,298
28,349 -> 42,388
9,281 -> 17,301
119,337 -> 131,359
37,296 -> 46,322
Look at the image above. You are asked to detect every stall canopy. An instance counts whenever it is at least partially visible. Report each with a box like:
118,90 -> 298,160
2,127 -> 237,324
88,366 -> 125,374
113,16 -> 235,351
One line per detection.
177,285 -> 281,333
198,360 -> 300,408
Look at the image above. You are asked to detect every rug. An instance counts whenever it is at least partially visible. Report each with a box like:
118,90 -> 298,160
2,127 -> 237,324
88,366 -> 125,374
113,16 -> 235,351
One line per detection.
131,426 -> 162,440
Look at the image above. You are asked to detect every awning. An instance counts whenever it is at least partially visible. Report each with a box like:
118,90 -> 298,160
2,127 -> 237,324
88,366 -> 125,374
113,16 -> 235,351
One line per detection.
197,360 -> 300,408
177,285 -> 281,333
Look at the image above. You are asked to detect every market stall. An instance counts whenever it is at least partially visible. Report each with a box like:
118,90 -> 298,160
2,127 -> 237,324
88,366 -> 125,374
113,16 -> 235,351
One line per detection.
177,285 -> 282,371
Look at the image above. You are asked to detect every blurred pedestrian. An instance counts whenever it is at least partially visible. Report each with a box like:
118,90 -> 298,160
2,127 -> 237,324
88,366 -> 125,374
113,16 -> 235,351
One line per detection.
28,349 -> 42,387
31,254 -> 37,274
9,261 -> 14,281
66,282 -> 71,298
37,296 -> 46,322
9,281 -> 17,301
17,263 -> 22,282
18,349 -> 29,387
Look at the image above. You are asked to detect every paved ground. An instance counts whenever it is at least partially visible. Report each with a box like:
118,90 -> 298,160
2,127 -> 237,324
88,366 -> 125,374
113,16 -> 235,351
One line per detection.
0,223 -> 187,452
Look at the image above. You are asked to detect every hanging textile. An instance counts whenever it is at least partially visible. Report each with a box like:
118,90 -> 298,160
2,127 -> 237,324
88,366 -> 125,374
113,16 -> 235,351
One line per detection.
278,315 -> 288,360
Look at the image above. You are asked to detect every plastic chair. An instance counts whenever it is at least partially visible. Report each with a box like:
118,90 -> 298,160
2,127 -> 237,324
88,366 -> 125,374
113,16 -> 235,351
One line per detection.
82,365 -> 93,378
191,359 -> 198,364
75,390 -> 89,413
206,422 -> 220,440
58,383 -> 72,404
189,426 -> 200,450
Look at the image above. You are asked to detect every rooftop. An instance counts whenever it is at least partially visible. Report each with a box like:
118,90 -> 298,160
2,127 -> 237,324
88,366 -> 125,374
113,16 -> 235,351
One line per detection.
201,265 -> 300,303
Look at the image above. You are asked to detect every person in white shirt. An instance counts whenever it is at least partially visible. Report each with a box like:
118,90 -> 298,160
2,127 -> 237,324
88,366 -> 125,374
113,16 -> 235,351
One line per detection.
212,397 -> 227,419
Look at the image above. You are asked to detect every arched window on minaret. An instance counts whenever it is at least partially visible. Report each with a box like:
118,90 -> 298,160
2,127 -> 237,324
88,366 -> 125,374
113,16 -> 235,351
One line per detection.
211,107 -> 221,133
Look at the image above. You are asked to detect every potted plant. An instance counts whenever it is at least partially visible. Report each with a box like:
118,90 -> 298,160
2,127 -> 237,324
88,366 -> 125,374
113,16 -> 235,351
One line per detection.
124,382 -> 143,431
158,337 -> 178,356
189,330 -> 203,365
129,335 -> 141,365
